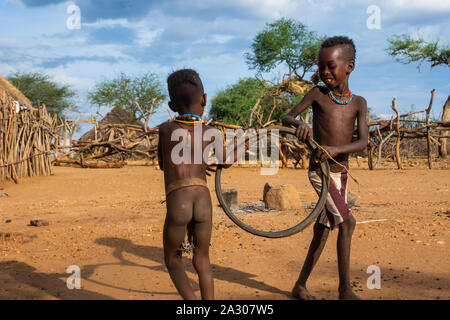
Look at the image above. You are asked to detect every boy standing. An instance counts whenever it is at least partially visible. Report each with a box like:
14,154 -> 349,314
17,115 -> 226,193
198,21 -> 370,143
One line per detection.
158,69 -> 216,300
282,36 -> 368,300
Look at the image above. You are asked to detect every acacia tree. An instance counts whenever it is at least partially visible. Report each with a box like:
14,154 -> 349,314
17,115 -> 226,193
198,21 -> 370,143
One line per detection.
209,78 -> 266,126
88,72 -> 166,121
245,18 -> 324,81
211,18 -> 322,126
387,34 -> 449,69
8,72 -> 76,116
209,77 -> 305,126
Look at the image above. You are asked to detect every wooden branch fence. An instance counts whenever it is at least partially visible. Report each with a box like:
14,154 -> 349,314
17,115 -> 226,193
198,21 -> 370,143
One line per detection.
367,90 -> 450,169
10,87 -> 446,175
0,93 -> 57,183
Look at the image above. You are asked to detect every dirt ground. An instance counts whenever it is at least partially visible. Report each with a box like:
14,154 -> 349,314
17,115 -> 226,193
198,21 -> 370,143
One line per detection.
0,158 -> 449,300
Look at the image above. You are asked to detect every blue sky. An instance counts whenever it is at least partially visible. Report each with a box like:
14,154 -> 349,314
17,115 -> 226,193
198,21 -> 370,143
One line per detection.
0,0 -> 449,137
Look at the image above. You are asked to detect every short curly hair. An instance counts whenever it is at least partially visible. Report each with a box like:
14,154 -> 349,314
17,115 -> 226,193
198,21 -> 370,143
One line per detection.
320,36 -> 356,62
167,69 -> 204,107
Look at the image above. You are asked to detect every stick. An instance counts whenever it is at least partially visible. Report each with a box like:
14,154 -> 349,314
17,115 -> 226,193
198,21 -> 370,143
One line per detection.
248,97 -> 261,127
425,89 -> 435,169
391,98 -> 402,169
375,129 -> 395,169
209,121 -> 243,130
309,137 -> 360,188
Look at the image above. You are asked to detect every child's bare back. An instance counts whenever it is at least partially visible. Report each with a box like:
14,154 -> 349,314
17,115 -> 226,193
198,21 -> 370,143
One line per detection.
159,120 -> 216,229
158,120 -> 211,200
158,69 -> 216,300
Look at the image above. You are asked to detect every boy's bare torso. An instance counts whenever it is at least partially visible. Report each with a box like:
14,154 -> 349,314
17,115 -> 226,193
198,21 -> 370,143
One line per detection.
309,86 -> 364,172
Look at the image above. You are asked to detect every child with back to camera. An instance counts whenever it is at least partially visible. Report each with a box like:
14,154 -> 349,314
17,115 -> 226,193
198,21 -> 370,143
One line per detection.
158,69 -> 250,300
158,69 -> 214,300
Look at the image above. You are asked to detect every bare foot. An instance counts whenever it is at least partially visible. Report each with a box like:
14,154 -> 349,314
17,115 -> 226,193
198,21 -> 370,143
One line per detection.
339,289 -> 361,300
292,283 -> 316,300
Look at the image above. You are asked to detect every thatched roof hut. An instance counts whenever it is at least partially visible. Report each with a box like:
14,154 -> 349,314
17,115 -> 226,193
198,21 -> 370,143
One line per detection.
79,108 -> 144,141
0,75 -> 32,106
72,108 -> 156,163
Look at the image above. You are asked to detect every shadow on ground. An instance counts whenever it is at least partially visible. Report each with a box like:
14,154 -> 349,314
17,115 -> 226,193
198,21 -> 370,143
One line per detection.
0,260 -> 113,299
78,237 -> 292,298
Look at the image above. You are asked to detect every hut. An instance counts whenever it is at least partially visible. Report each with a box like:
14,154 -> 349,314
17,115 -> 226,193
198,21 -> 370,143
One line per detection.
79,108 -> 145,141
0,75 -> 56,183
0,75 -> 32,107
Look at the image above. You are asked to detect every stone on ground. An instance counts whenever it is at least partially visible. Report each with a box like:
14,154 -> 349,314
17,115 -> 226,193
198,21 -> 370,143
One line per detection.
263,183 -> 302,210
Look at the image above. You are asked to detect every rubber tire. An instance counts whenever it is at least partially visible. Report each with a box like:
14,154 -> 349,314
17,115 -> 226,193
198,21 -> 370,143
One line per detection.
215,126 -> 330,238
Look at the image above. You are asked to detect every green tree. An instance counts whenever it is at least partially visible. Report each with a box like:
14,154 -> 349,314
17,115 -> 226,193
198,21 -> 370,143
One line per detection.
88,72 -> 166,121
387,34 -> 449,69
8,72 -> 76,116
209,78 -> 265,126
209,77 -> 305,127
245,18 -> 324,80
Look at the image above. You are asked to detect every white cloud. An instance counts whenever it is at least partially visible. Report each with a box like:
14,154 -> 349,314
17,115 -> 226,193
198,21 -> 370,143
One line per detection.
376,0 -> 450,28
240,0 -> 300,19
185,0 -> 302,19
134,27 -> 163,47
83,17 -> 164,48
384,0 -> 450,12
82,18 -> 130,28
408,25 -> 450,42
45,67 -> 96,93
0,63 -> 18,75
193,34 -> 235,45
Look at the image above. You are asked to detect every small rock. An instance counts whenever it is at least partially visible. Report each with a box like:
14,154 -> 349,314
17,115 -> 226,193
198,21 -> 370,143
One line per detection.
30,218 -> 50,227
5,219 -> 11,223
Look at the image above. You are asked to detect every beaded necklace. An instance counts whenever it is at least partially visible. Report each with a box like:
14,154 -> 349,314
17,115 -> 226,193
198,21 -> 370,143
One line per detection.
174,113 -> 204,124
331,90 -> 351,97
181,113 -> 202,121
328,89 -> 353,105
